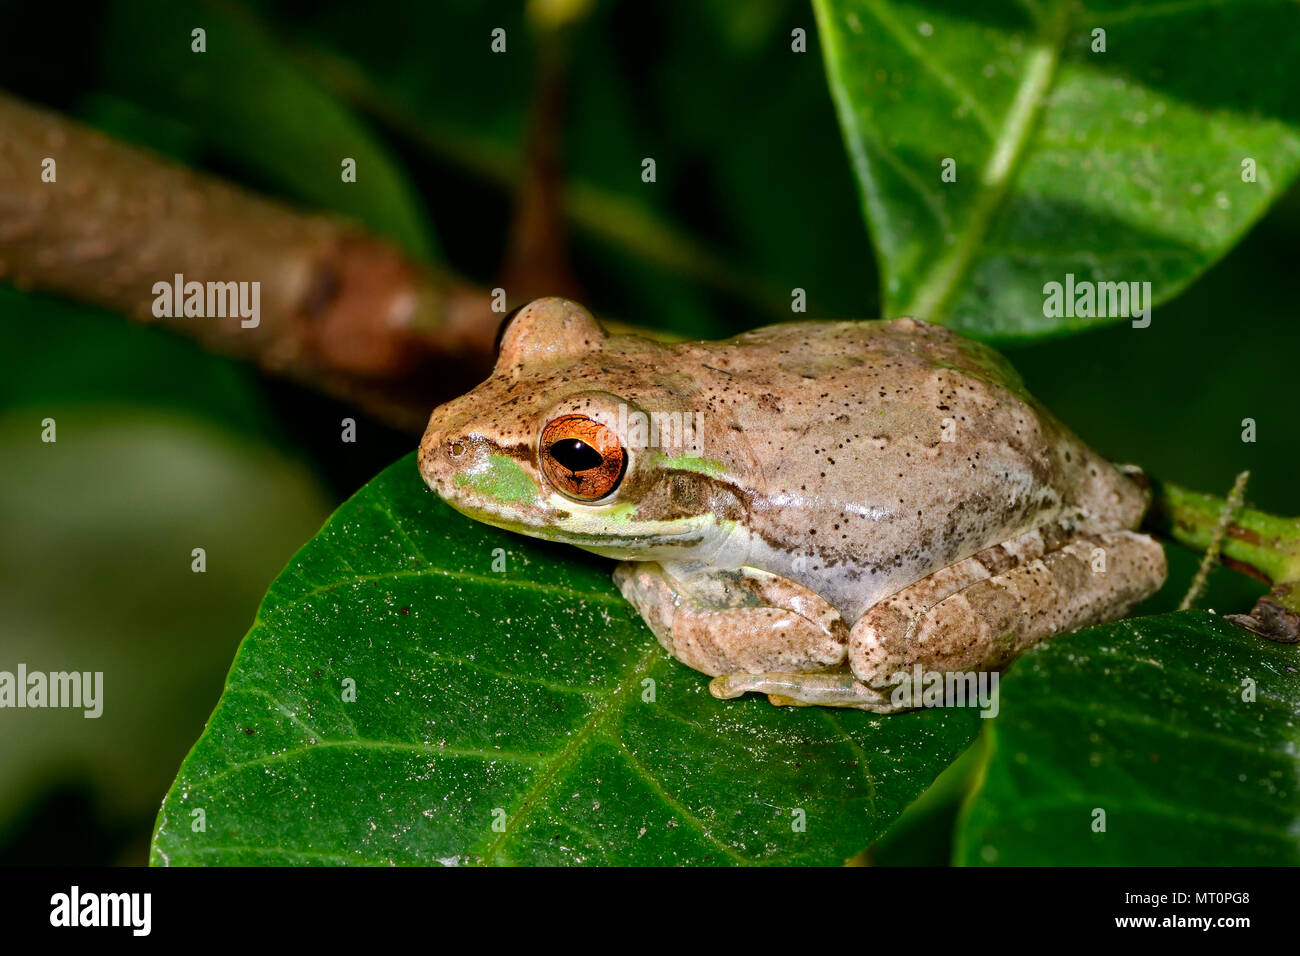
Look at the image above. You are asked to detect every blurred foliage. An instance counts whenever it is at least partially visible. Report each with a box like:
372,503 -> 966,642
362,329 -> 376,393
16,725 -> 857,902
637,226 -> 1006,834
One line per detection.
0,290 -> 334,864
0,0 -> 1296,864
0,404 -> 332,863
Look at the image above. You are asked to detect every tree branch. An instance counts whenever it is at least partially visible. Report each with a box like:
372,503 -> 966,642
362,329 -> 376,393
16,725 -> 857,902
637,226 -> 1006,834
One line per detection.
0,91 -> 501,431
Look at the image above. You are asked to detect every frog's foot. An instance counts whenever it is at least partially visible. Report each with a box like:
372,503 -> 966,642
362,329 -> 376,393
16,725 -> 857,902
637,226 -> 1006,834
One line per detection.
709,671 -> 903,713
850,528 -> 1167,684
613,561 -> 848,678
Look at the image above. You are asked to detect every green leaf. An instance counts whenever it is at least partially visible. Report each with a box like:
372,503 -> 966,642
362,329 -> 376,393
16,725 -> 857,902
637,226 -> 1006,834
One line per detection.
151,453 -> 980,866
813,0 -> 1300,338
956,611 -> 1300,865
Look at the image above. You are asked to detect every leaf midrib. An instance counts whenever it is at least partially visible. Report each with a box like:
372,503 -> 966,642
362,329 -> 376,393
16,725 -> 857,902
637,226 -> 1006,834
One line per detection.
896,5 -> 1072,321
472,641 -> 668,865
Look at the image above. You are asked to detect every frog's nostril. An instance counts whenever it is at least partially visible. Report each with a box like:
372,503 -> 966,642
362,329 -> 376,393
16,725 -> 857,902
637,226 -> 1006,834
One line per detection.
447,439 -> 467,459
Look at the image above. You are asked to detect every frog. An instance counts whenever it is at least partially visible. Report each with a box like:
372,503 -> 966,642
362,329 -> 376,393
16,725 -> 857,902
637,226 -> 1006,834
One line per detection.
417,297 -> 1166,713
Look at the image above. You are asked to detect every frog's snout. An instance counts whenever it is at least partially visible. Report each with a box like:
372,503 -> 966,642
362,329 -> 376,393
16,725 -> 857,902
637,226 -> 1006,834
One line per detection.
417,403 -> 463,493
417,401 -> 513,504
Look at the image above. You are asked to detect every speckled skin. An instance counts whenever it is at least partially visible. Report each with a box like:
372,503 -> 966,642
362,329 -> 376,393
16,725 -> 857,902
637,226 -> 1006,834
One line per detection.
419,298 -> 1166,712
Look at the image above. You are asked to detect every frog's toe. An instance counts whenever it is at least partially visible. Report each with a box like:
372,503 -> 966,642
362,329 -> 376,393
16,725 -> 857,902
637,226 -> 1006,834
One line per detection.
709,672 -> 901,712
765,693 -> 805,708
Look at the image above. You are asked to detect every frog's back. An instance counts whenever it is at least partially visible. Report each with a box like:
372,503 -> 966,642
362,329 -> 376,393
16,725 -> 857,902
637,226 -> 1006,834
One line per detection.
681,317 -> 1147,620
705,317 -> 1030,401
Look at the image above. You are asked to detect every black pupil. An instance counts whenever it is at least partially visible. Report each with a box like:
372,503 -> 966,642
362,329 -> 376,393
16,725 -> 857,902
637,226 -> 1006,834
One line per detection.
548,439 -> 604,472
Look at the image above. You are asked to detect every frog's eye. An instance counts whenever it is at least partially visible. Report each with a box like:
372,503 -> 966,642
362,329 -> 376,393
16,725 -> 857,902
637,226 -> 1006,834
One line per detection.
540,414 -> 626,501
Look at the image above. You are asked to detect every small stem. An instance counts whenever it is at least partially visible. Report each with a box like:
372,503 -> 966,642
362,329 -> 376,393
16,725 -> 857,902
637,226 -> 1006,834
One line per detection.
290,47 -> 792,319
1179,470 -> 1250,611
1147,477 -> 1300,591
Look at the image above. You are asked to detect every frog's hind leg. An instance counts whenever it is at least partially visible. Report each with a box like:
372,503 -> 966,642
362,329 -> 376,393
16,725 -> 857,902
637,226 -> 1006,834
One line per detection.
613,561 -> 849,679
848,522 -> 1074,683
849,528 -> 1167,688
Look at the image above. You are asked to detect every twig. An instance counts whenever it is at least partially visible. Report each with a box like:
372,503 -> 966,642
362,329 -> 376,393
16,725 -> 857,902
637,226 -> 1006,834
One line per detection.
498,14 -> 584,303
1179,470 -> 1250,610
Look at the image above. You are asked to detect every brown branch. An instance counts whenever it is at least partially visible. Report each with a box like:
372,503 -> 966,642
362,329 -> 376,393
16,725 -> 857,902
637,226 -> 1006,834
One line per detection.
498,24 -> 583,303
0,91 -> 502,431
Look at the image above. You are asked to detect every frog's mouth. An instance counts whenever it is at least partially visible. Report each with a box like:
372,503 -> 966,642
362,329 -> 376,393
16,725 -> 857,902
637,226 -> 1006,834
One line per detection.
437,490 -> 713,558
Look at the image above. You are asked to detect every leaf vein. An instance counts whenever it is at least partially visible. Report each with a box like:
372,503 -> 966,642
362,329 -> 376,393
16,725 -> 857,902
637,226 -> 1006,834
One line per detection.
896,6 -> 1072,319
472,645 -> 665,864
614,742 -> 751,864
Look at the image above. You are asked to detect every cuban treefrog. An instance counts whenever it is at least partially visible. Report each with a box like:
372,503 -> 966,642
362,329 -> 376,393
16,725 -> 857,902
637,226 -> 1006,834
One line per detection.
418,298 -> 1166,712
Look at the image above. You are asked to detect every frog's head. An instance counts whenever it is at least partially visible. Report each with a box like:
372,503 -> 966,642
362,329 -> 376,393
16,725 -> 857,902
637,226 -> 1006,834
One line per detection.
418,298 -> 745,561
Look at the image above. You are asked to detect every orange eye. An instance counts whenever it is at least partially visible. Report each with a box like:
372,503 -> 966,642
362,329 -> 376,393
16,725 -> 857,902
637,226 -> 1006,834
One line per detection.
540,415 -> 626,501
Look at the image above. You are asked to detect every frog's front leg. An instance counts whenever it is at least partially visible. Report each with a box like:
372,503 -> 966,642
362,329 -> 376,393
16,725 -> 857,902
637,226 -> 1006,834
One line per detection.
613,561 -> 849,678
615,562 -> 900,711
